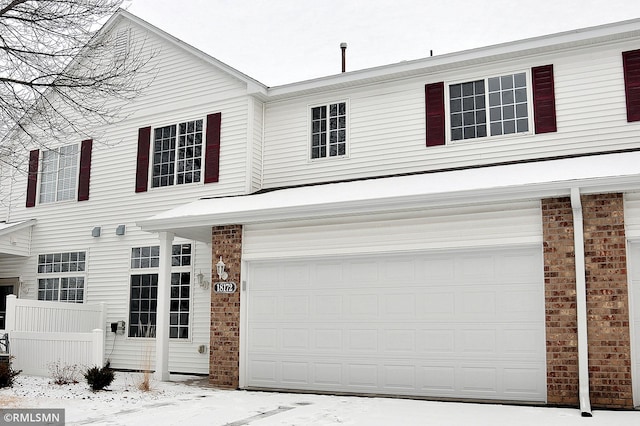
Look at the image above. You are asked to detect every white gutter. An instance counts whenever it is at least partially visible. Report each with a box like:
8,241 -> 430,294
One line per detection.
570,187 -> 592,417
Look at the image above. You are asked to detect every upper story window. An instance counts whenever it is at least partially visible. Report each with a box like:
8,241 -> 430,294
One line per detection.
152,119 -> 203,188
37,251 -> 86,303
449,72 -> 529,142
26,139 -> 93,208
310,101 -> 347,159
39,144 -> 79,203
136,113 -> 221,193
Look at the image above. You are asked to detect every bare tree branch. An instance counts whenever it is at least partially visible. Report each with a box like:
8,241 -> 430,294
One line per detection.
0,0 -> 157,178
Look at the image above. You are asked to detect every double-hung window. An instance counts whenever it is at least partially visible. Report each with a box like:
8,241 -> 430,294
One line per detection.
310,101 -> 347,159
37,251 -> 86,303
129,244 -> 192,338
39,144 -> 79,203
152,120 -> 203,187
449,72 -> 529,141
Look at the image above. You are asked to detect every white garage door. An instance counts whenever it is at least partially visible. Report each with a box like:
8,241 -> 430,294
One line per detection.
245,247 -> 546,402
630,243 -> 640,407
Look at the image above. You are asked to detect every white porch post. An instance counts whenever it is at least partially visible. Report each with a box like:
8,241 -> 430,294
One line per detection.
154,231 -> 174,381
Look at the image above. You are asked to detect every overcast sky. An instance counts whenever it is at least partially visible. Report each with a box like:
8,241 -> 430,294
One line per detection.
125,0 -> 640,86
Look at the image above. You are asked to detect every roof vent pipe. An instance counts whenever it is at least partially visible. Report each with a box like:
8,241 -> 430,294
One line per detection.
340,42 -> 347,73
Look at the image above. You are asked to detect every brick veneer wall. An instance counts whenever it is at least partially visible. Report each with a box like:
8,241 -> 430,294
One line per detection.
581,193 -> 632,408
210,225 -> 243,388
542,197 -> 579,406
542,194 -> 633,409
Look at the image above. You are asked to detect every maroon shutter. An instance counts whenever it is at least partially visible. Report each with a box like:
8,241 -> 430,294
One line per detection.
135,127 -> 151,193
77,139 -> 93,201
623,49 -> 640,122
26,149 -> 39,208
532,65 -> 557,134
204,113 -> 222,183
425,82 -> 446,147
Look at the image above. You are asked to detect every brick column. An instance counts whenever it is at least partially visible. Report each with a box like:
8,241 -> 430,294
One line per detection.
542,197 -> 579,406
210,225 -> 243,388
581,193 -> 632,408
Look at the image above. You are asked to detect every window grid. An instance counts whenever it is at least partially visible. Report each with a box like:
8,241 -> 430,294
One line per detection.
38,252 -> 86,273
450,80 -> 486,141
311,102 -> 347,159
129,244 -> 191,339
488,73 -> 529,136
129,274 -> 158,337
170,272 -> 190,338
37,251 -> 86,303
328,103 -> 347,157
176,120 -> 203,185
38,278 -> 59,301
131,246 -> 160,269
60,277 -> 84,303
311,106 -> 327,159
152,119 -> 203,188
152,125 -> 176,188
39,145 -> 79,204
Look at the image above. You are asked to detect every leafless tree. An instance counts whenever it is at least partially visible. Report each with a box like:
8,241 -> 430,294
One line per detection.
0,0 -> 155,170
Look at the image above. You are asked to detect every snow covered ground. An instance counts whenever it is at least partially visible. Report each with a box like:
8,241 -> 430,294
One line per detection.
0,372 -> 639,425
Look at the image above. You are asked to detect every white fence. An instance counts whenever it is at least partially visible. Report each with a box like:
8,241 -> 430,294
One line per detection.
4,295 -> 106,376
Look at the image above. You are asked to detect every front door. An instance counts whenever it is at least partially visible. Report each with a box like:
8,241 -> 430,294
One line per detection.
0,279 -> 18,330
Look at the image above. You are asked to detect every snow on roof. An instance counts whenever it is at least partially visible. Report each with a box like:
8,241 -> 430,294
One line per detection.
138,151 -> 640,235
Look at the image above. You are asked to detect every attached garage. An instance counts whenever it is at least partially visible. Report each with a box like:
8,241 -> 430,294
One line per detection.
241,201 -> 547,402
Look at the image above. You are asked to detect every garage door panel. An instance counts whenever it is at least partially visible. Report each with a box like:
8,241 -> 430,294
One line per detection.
246,247 -> 546,401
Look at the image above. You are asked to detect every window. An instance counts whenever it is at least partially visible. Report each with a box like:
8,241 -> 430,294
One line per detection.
129,244 -> 191,338
37,252 -> 86,303
152,120 -> 203,188
39,144 -> 79,203
310,102 -> 347,159
449,72 -> 529,141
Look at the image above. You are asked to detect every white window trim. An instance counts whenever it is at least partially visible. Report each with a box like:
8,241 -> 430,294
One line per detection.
445,70 -> 534,145
148,118 -> 206,190
307,99 -> 350,162
36,250 -> 88,303
127,243 -> 194,341
36,144 -> 80,205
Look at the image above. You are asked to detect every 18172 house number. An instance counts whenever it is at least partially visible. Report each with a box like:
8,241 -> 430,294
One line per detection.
214,282 -> 237,294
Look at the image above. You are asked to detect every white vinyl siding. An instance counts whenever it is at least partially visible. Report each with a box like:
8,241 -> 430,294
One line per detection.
628,242 -> 640,407
243,201 -> 542,261
262,39 -> 640,189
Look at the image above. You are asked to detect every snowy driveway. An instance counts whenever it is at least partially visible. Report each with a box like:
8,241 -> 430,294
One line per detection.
1,373 -> 639,425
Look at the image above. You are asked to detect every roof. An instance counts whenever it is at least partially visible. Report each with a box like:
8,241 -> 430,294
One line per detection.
138,151 -> 640,242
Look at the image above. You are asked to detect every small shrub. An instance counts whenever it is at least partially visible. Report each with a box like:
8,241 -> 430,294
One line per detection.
48,361 -> 81,385
84,366 -> 115,391
0,356 -> 21,388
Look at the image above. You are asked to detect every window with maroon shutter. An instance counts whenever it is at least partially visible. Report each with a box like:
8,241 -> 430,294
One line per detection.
623,49 -> 640,122
135,127 -> 151,193
425,82 -> 445,147
204,112 -> 221,183
26,149 -> 39,208
77,139 -> 92,201
532,64 -> 557,134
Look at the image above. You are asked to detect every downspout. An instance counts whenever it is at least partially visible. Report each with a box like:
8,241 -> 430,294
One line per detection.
260,102 -> 265,190
570,187 -> 592,417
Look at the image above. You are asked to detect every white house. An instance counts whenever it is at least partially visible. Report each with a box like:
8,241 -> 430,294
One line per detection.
2,9 -> 640,413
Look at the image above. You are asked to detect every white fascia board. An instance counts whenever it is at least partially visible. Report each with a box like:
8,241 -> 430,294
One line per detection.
267,18 -> 640,99
138,152 -> 640,233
